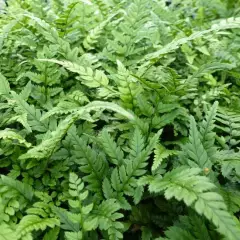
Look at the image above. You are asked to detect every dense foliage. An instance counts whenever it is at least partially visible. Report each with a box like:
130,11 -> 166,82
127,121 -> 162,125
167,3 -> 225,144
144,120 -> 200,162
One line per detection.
0,0 -> 240,239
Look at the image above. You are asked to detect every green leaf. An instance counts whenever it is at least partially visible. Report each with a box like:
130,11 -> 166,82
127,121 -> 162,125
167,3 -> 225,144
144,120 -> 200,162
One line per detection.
0,73 -> 10,96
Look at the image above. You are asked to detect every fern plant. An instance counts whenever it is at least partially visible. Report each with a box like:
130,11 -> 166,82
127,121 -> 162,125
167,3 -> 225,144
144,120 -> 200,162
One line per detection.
0,0 -> 240,239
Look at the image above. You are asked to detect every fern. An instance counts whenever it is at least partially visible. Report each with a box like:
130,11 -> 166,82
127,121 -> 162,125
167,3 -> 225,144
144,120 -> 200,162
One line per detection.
199,101 -> 218,157
16,215 -> 59,238
0,224 -> 17,240
1,1 -> 240,239
215,107 -> 240,149
99,129 -> 124,166
0,175 -> 34,201
103,129 -> 161,208
0,72 -> 10,96
92,199 -> 124,240
180,116 -> 212,169
148,167 -> 240,240
144,17 -> 240,62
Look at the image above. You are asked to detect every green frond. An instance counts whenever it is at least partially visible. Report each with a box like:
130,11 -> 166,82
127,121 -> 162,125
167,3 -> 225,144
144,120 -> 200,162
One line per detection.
0,129 -> 31,147
215,108 -> 240,149
215,150 -> 240,181
71,131 -> 108,192
83,20 -> 108,50
0,224 -> 17,240
99,129 -> 124,166
16,215 -> 59,238
175,214 -> 212,240
108,130 -> 161,208
114,60 -> 142,109
0,175 -> 34,201
0,72 -> 10,96
199,102 -> 218,157
220,186 -> 240,214
92,199 -> 124,240
11,91 -> 49,132
20,114 -> 75,161
65,231 -> 83,240
43,227 -> 60,240
38,59 -> 112,90
149,167 -> 216,205
194,192 -> 240,240
144,17 -> 240,62
148,166 -> 240,240
156,226 -> 195,240
152,144 -> 177,172
181,116 -> 212,169
55,2 -> 80,37
53,207 -> 80,232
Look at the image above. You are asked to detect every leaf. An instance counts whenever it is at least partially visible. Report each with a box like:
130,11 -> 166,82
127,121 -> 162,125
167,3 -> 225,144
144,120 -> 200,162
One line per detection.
0,224 -> 17,240
152,144 -> 177,171
0,175 -> 34,201
0,73 -> 10,96
0,129 -> 31,147
43,227 -> 60,240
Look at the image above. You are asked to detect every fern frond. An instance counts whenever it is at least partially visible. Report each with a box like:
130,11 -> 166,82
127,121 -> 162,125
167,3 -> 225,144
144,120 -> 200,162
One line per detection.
16,215 -> 59,238
41,101 -> 134,121
148,167 -> 240,240
0,72 -> 10,96
220,186 -> 240,214
108,130 -> 161,208
215,108 -> 240,149
20,114 -> 75,161
0,175 -> 34,201
43,227 -> 60,240
53,207 -> 80,232
144,17 -> 240,62
38,59 -> 113,91
11,91 -> 49,132
65,231 -> 83,240
114,60 -> 142,109
70,128 -> 108,192
0,224 -> 17,240
55,2 -> 80,37
156,226 -> 195,240
0,129 -> 31,147
215,150 -> 240,180
92,199 -> 124,240
199,101 -> 218,157
181,116 -> 212,169
152,144 -> 177,172
83,20 -> 108,50
99,129 -> 124,166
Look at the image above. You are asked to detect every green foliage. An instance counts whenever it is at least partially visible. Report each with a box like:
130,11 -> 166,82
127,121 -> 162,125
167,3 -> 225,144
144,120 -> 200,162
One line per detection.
0,0 -> 240,239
